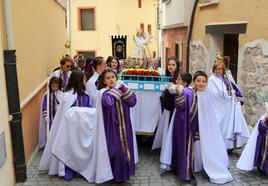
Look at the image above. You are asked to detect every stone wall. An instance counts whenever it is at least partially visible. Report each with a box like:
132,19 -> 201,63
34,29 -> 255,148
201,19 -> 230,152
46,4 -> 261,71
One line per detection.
189,40 -> 208,74
238,39 -> 268,127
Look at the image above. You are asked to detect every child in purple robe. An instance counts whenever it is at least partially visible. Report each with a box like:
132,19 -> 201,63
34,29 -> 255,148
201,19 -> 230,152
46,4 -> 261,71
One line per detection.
97,69 -> 137,182
171,71 -> 207,181
254,114 -> 268,174
41,77 -> 62,130
39,77 -> 63,148
62,70 -> 92,181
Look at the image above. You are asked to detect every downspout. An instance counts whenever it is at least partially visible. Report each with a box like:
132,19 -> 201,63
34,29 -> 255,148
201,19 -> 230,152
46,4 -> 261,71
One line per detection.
3,0 -> 27,182
186,0 -> 199,72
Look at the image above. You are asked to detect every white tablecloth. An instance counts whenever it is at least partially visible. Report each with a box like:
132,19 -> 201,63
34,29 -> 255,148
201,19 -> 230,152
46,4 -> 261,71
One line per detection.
131,90 -> 162,134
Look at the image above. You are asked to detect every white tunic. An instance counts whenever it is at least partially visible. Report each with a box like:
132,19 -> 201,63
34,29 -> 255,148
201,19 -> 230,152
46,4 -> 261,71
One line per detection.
236,115 -> 265,172
207,74 -> 249,150
85,71 -> 99,108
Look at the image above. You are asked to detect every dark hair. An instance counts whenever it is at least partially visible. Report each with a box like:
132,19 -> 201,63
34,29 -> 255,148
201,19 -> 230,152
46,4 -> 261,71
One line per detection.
193,71 -> 208,82
166,56 -> 180,77
181,72 -> 192,87
108,57 -> 121,71
97,69 -> 118,90
65,70 -> 85,95
49,77 -> 62,92
106,56 -> 113,66
84,56 -> 105,81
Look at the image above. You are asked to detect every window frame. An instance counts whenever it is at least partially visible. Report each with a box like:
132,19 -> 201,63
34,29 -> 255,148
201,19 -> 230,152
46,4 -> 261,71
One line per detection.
77,7 -> 96,31
76,50 -> 96,59
138,0 -> 142,8
147,24 -> 152,34
140,23 -> 144,33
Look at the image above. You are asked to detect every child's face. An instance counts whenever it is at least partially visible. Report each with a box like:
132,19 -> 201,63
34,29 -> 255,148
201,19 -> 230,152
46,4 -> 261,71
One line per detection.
176,75 -> 188,87
193,76 -> 207,91
51,83 -> 59,92
176,74 -> 183,85
104,72 -> 117,88
61,61 -> 72,72
111,59 -> 118,70
167,60 -> 177,74
97,60 -> 107,73
78,62 -> 85,69
214,64 -> 224,77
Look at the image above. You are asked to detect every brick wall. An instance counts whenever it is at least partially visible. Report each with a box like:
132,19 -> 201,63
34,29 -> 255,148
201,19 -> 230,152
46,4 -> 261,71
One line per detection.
162,27 -> 188,71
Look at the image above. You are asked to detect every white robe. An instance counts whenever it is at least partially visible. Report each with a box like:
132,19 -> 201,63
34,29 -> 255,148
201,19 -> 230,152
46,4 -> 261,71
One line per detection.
152,109 -> 171,150
39,91 -> 77,176
236,115 -> 265,171
39,90 -> 64,149
159,106 -> 203,173
52,102 -> 113,183
198,90 -> 233,184
152,85 -> 176,150
85,71 -> 99,108
208,74 -> 249,150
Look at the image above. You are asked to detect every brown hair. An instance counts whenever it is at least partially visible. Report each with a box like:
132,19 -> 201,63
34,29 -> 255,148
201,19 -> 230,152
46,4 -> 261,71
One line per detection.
97,69 -> 118,90
60,56 -> 73,66
212,61 -> 226,75
107,57 -> 121,71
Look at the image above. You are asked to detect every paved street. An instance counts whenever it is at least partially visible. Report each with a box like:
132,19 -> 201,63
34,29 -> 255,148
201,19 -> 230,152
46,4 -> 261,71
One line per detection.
17,139 -> 268,186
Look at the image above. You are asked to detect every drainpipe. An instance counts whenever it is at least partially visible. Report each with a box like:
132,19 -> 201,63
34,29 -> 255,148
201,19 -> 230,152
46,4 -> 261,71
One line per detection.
186,0 -> 199,72
66,0 -> 71,55
3,0 -> 27,182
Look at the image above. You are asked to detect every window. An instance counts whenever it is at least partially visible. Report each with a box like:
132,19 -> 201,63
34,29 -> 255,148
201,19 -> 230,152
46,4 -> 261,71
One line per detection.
153,51 -> 156,58
77,51 -> 96,59
175,43 -> 183,62
165,47 -> 170,64
78,8 -> 95,30
138,0 -> 142,8
147,24 -> 152,34
140,23 -> 144,33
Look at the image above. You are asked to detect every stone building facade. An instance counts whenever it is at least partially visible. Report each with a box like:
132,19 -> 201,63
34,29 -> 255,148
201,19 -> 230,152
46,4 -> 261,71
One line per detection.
189,0 -> 268,128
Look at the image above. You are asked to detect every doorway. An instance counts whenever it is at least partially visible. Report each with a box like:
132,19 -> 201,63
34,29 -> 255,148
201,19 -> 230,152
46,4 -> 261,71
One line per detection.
224,34 -> 239,82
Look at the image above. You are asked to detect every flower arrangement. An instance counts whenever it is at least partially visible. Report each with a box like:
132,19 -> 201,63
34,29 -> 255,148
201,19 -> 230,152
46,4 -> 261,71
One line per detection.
121,68 -> 160,76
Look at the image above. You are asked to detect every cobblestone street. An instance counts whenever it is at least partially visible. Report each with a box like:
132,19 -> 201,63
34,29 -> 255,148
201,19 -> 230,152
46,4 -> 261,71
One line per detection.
17,139 -> 268,186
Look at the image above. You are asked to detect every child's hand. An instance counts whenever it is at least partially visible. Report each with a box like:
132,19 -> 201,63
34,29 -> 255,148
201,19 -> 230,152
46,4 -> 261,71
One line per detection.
44,116 -> 49,124
176,85 -> 184,94
167,83 -> 174,89
119,83 -> 127,92
231,89 -> 236,96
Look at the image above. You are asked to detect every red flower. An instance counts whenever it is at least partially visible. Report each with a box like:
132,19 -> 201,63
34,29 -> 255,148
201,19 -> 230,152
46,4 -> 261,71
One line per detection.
145,70 -> 151,76
127,70 -> 132,75
133,69 -> 138,75
139,69 -> 144,76
152,70 -> 159,76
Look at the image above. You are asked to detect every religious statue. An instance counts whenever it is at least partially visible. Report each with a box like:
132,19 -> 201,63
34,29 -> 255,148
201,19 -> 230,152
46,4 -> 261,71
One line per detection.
131,29 -> 153,59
